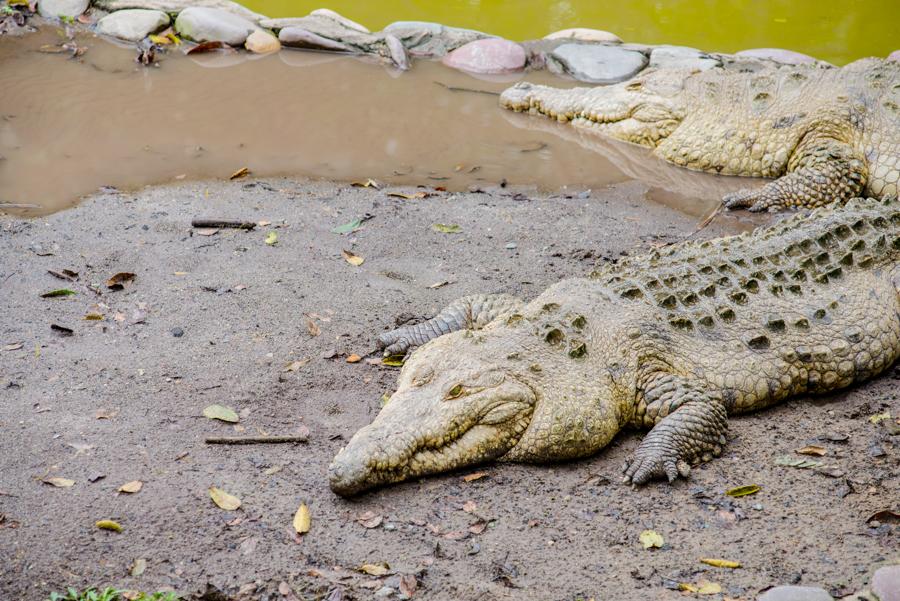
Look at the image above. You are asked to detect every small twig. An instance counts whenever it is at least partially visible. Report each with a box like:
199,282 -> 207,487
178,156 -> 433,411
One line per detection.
687,205 -> 723,239
191,218 -> 256,230
205,435 -> 308,445
433,81 -> 500,96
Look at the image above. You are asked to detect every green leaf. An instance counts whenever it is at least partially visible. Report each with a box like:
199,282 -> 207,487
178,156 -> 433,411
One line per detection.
265,231 -> 278,245
41,288 -> 76,298
381,354 -> 405,367
432,223 -> 462,234
639,529 -> 664,549
202,404 -> 239,423
774,455 -> 822,469
331,218 -> 362,234
725,484 -> 760,497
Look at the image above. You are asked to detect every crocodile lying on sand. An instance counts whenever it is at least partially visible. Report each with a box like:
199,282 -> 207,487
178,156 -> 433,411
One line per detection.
329,197 -> 900,496
500,58 -> 899,212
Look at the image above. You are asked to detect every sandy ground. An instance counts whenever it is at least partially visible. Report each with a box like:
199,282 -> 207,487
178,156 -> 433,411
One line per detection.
0,179 -> 897,601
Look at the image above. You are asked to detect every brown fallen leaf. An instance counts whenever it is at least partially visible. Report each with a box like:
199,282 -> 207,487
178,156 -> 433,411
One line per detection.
866,509 -> 900,524
95,409 -> 118,419
462,471 -> 488,483
283,358 -> 311,372
43,477 -> 75,488
346,354 -> 362,364
2,342 -> 24,352
209,487 -> 241,510
795,445 -> 827,456
106,272 -> 136,290
356,511 -> 383,529
229,166 -> 250,180
47,269 -> 78,281
293,503 -> 311,534
387,191 -> 429,200
341,249 -> 365,267
399,574 -> 417,598
186,40 -> 230,54
468,520 -> 488,535
84,312 -> 104,321
351,179 -> 380,189
305,317 -> 321,337
118,480 -> 143,494
462,500 -> 477,513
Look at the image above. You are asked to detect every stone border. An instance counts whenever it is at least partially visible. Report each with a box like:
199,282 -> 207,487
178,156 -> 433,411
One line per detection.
3,0 -> 898,82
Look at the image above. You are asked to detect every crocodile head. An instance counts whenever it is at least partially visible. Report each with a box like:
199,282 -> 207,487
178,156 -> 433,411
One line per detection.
499,74 -> 687,147
329,315 -> 630,496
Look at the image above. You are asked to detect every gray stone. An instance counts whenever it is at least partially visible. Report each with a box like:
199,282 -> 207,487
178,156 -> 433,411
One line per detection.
93,0 -> 265,23
261,14 -> 381,53
382,20 -> 493,58
757,585 -> 834,601
175,6 -> 259,45
544,27 -> 621,44
872,565 -> 900,601
735,47 -> 818,65
649,45 -> 720,71
278,27 -> 350,52
38,0 -> 89,18
96,9 -> 170,42
889,50 -> 900,62
308,8 -> 368,33
384,33 -> 409,70
548,43 -> 648,84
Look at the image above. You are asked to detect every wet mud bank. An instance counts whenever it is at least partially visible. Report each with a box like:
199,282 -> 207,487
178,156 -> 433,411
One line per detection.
0,179 -> 897,600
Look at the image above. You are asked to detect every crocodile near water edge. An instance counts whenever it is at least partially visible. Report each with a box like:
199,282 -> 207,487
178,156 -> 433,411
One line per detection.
329,197 -> 900,496
500,58 -> 900,212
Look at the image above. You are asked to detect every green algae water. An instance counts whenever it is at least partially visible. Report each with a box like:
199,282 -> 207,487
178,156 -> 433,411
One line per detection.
241,0 -> 896,65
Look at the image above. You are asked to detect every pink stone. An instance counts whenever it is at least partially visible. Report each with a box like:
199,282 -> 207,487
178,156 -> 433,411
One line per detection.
889,49 -> 900,62
442,38 -> 526,74
735,48 -> 818,65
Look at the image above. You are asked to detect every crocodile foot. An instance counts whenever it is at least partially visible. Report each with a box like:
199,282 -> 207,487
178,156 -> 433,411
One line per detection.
722,187 -> 783,213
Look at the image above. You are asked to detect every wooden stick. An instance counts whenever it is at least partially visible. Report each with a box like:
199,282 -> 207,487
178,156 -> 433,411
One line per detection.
205,435 -> 308,445
191,219 -> 257,230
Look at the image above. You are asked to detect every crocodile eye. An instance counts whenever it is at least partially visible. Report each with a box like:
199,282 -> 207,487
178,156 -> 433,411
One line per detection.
445,384 -> 465,400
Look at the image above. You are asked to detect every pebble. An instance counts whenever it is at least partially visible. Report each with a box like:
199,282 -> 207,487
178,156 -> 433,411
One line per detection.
649,45 -> 720,71
544,27 -> 621,44
37,0 -> 89,18
873,565 -> 900,601
374,587 -> 395,598
96,9 -> 170,42
889,50 -> 900,62
758,586 -> 834,601
278,27 -> 350,52
244,30 -> 280,54
735,48 -> 818,65
174,6 -> 259,46
442,38 -> 526,74
171,327 -> 184,338
548,43 -> 647,84
383,21 -> 492,58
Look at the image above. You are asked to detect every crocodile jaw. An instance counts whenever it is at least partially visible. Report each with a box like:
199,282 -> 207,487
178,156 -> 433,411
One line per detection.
329,376 -> 535,497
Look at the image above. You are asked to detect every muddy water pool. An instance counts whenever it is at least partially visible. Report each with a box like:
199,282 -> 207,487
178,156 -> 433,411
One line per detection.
0,28 -> 754,219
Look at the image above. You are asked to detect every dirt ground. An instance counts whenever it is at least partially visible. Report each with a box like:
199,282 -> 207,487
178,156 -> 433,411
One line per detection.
0,178 -> 897,601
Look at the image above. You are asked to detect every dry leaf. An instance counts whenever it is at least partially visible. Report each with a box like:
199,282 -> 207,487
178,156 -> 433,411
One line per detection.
869,410 -> 892,424
399,574 -> 417,597
359,563 -> 390,576
468,520 -> 488,535
341,249 -> 364,266
639,529 -> 664,549
700,558 -> 741,569
194,228 -> 218,236
387,191 -> 428,199
462,471 -> 488,482
867,509 -> 900,523
95,409 -> 118,419
186,40 -> 229,54
432,223 -> 461,234
795,445 -> 827,456
229,167 -> 250,180
130,558 -> 146,577
351,178 -> 380,189
41,288 -> 76,298
2,342 -> 24,351
462,500 -> 477,513
725,484 -> 760,497
381,355 -> 405,367
265,231 -> 278,245
293,503 -> 311,534
283,358 -> 311,372
84,312 -> 104,321
356,511 -> 383,529
106,272 -> 136,290
203,404 -> 239,423
427,281 -> 452,289
43,477 -> 75,488
305,318 -> 321,337
118,480 -> 143,494
209,487 -> 241,510
775,455 -> 822,469
96,519 -> 123,532
346,354 -> 362,363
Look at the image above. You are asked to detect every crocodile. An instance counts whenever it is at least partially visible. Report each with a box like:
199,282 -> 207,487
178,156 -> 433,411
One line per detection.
500,58 -> 900,212
329,197 -> 900,496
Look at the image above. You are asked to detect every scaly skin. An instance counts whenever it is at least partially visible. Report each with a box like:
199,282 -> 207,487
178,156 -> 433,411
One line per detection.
500,58 -> 900,212
329,197 -> 900,496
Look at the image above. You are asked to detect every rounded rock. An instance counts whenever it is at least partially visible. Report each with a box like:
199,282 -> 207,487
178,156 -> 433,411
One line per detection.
544,27 -> 621,44
735,48 -> 818,65
244,30 -> 280,54
548,43 -> 647,84
309,8 -> 369,33
649,45 -> 720,71
757,586 -> 834,601
442,38 -> 526,74
38,0 -> 89,18
872,565 -> 900,601
278,27 -> 349,51
96,9 -> 170,42
889,49 -> 900,62
175,6 -> 259,46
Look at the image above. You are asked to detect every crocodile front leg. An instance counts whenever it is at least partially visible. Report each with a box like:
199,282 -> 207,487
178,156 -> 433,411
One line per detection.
623,375 -> 728,485
377,294 -> 524,358
723,119 -> 867,212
